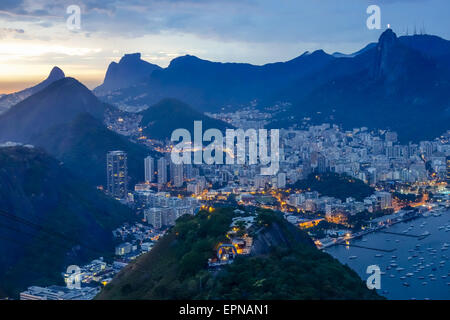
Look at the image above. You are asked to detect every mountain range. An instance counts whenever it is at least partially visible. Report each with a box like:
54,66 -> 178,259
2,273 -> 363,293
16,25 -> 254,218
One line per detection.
95,29 -> 450,141
278,29 -> 450,142
95,53 -> 161,94
96,50 -> 335,112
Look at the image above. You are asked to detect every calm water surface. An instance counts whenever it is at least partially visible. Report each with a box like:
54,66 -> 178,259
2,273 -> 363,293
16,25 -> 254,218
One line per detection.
325,210 -> 450,300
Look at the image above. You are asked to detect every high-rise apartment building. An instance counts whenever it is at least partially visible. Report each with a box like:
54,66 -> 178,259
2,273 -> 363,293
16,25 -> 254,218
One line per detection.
170,162 -> 184,187
446,156 -> 450,183
107,151 -> 128,199
157,157 -> 168,186
144,156 -> 154,183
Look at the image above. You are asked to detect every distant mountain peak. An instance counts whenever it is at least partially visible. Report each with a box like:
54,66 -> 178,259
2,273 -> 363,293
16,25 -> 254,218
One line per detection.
372,29 -> 401,79
0,66 -> 66,114
378,28 -> 398,50
94,53 -> 161,94
119,53 -> 142,63
311,49 -> 328,56
168,54 -> 204,68
0,76 -> 105,143
46,66 -> 65,82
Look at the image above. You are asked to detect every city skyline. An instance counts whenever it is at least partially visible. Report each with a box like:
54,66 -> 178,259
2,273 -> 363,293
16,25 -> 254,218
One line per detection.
0,1 -> 449,303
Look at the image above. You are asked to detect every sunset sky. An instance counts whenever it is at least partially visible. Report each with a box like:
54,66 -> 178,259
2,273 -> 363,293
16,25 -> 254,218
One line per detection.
1,0 -> 449,93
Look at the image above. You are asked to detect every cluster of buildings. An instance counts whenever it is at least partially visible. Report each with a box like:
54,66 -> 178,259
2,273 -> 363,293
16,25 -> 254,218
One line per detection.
205,105 -> 272,130
20,222 -> 166,300
287,190 -> 392,223
197,110 -> 450,190
105,99 -> 450,201
105,116 -> 449,229
20,258 -> 126,300
104,107 -> 143,136
152,125 -> 448,195
288,190 -> 392,214
106,151 -> 206,201
106,122 -> 450,201
134,189 -> 201,229
20,285 -> 100,300
208,210 -> 255,268
144,155 -> 202,190
113,222 -> 165,261
277,124 -> 450,186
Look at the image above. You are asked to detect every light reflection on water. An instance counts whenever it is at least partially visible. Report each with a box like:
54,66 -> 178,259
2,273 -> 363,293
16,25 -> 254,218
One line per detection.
325,211 -> 450,300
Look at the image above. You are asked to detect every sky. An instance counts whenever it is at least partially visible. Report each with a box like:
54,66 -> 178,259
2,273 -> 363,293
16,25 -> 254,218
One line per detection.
0,0 -> 449,93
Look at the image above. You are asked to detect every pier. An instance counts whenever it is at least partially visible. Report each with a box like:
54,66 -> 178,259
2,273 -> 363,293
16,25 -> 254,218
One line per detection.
336,243 -> 396,252
380,231 -> 429,239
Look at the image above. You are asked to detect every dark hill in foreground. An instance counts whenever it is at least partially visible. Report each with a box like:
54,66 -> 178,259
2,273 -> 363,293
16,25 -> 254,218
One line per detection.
96,208 -> 381,300
0,146 -> 134,297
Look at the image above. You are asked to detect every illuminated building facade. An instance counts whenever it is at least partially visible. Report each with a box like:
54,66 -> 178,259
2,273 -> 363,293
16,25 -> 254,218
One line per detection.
144,156 -> 154,183
447,156 -> 450,183
107,150 -> 128,200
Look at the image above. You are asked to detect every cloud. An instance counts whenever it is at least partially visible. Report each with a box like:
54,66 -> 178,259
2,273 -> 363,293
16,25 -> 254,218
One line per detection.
0,27 -> 25,39
0,0 -> 25,11
0,0 -> 449,76
0,0 -> 448,46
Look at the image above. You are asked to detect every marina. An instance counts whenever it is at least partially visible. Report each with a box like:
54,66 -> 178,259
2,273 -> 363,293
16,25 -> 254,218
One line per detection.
325,209 -> 450,300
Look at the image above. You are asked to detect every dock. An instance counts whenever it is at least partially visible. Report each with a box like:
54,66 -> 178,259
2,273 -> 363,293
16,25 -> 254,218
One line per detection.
380,231 -> 429,239
336,243 -> 396,252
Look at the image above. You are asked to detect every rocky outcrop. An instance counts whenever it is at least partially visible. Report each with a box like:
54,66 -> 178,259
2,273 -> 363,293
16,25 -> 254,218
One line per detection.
250,220 -> 314,256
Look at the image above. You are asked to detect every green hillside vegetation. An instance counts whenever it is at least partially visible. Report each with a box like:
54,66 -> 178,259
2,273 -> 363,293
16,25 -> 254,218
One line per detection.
97,207 -> 381,300
292,173 -> 374,201
0,146 -> 135,297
